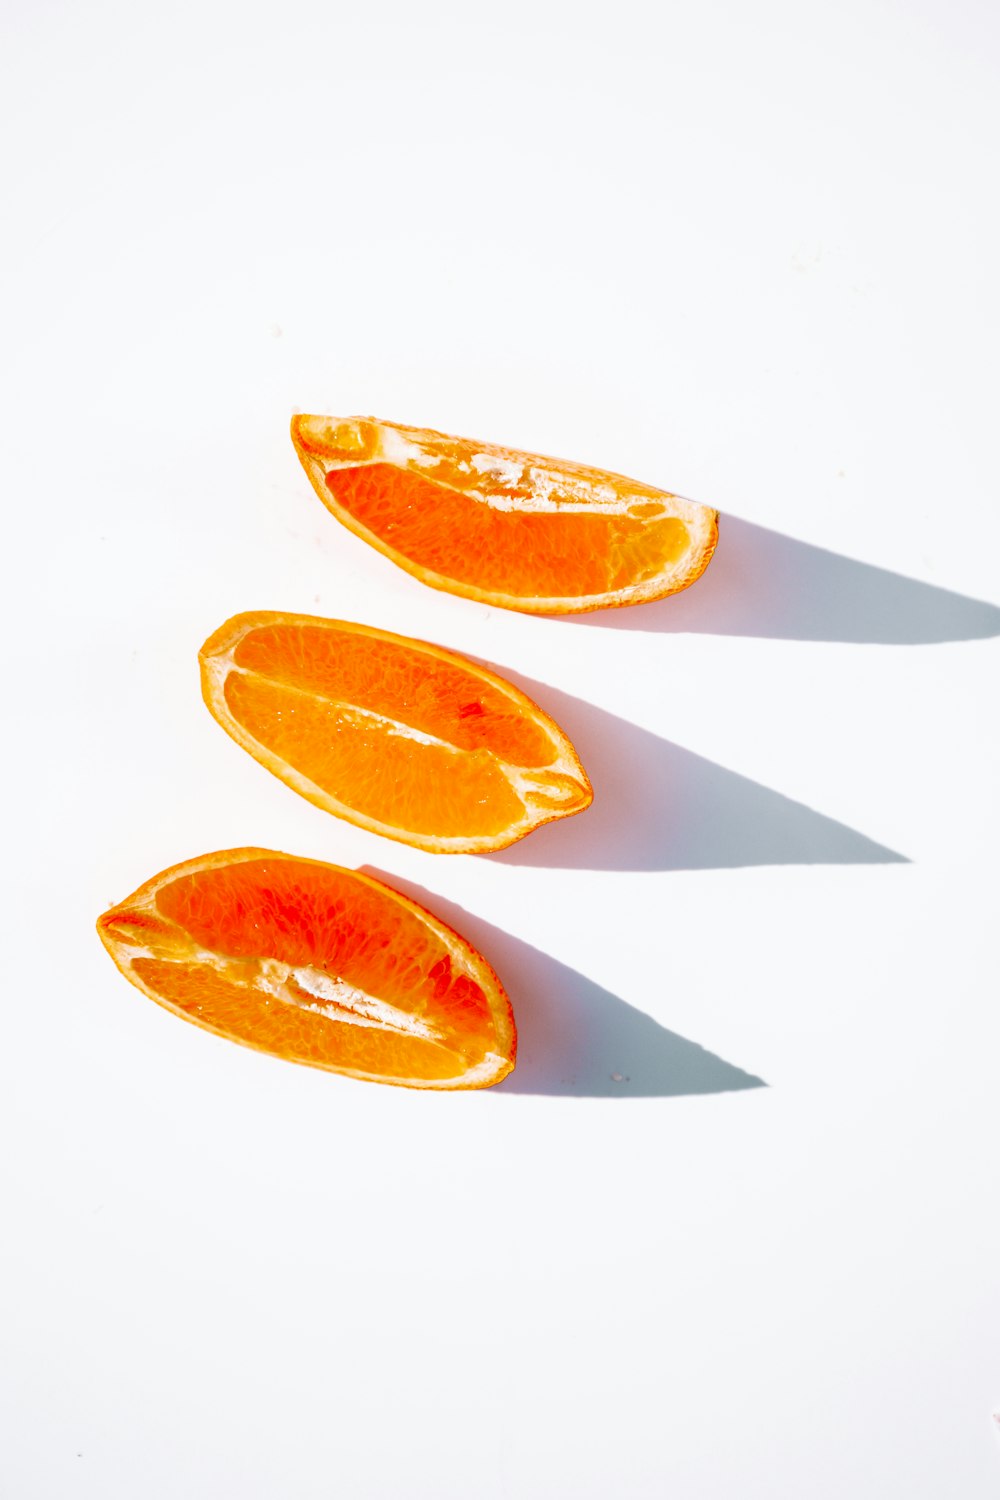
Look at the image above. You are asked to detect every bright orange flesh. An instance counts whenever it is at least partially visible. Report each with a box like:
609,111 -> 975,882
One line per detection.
97,849 -> 516,1089
200,613 -> 593,853
291,415 -> 719,614
325,465 -> 692,597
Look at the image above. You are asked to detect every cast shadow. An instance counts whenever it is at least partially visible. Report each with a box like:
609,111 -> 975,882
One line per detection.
566,516 -> 1000,642
488,673 -> 908,873
363,869 -> 765,1099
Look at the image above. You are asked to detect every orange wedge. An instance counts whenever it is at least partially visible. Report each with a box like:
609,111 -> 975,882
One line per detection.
97,849 -> 516,1089
291,414 -> 719,614
199,612 -> 592,853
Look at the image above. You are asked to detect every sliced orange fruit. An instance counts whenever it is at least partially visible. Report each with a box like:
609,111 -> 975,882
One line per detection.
199,612 -> 592,854
291,413 -> 719,614
97,849 -> 516,1089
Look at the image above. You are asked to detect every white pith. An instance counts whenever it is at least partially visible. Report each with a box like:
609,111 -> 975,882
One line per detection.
99,850 -> 515,1090
376,423 -> 703,518
112,922 -> 441,1042
199,618 -> 591,853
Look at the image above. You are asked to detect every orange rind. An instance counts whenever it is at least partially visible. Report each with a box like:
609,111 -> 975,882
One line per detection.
200,612 -> 592,854
291,414 -> 719,614
97,848 -> 516,1089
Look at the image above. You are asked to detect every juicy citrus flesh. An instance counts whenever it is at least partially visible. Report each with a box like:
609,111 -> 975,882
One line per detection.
291,414 -> 719,614
200,613 -> 593,853
97,849 -> 516,1089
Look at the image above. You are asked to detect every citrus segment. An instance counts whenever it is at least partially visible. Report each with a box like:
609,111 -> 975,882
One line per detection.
291,415 -> 719,614
97,849 -> 516,1089
200,613 -> 593,853
230,622 -> 556,766
222,672 -> 525,839
325,464 -> 692,598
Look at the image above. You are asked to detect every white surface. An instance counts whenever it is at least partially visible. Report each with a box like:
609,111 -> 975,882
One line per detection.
2,2 -> 999,1495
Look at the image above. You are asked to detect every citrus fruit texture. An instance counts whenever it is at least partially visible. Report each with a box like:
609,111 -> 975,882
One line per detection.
291,414 -> 719,614
96,849 -> 516,1089
200,613 -> 592,854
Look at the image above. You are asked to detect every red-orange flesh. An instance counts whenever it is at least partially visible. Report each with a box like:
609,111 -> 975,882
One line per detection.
97,850 -> 516,1089
291,414 -> 719,614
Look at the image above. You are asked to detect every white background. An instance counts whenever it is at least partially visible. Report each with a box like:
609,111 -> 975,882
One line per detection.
2,1 -> 999,1495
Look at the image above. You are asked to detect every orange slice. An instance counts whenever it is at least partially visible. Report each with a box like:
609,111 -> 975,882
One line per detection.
199,612 -> 592,854
97,849 -> 516,1089
291,414 -> 719,614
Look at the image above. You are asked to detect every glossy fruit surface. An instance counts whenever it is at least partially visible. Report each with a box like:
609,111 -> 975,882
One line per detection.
200,612 -> 592,853
97,849 -> 516,1089
291,414 -> 719,614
